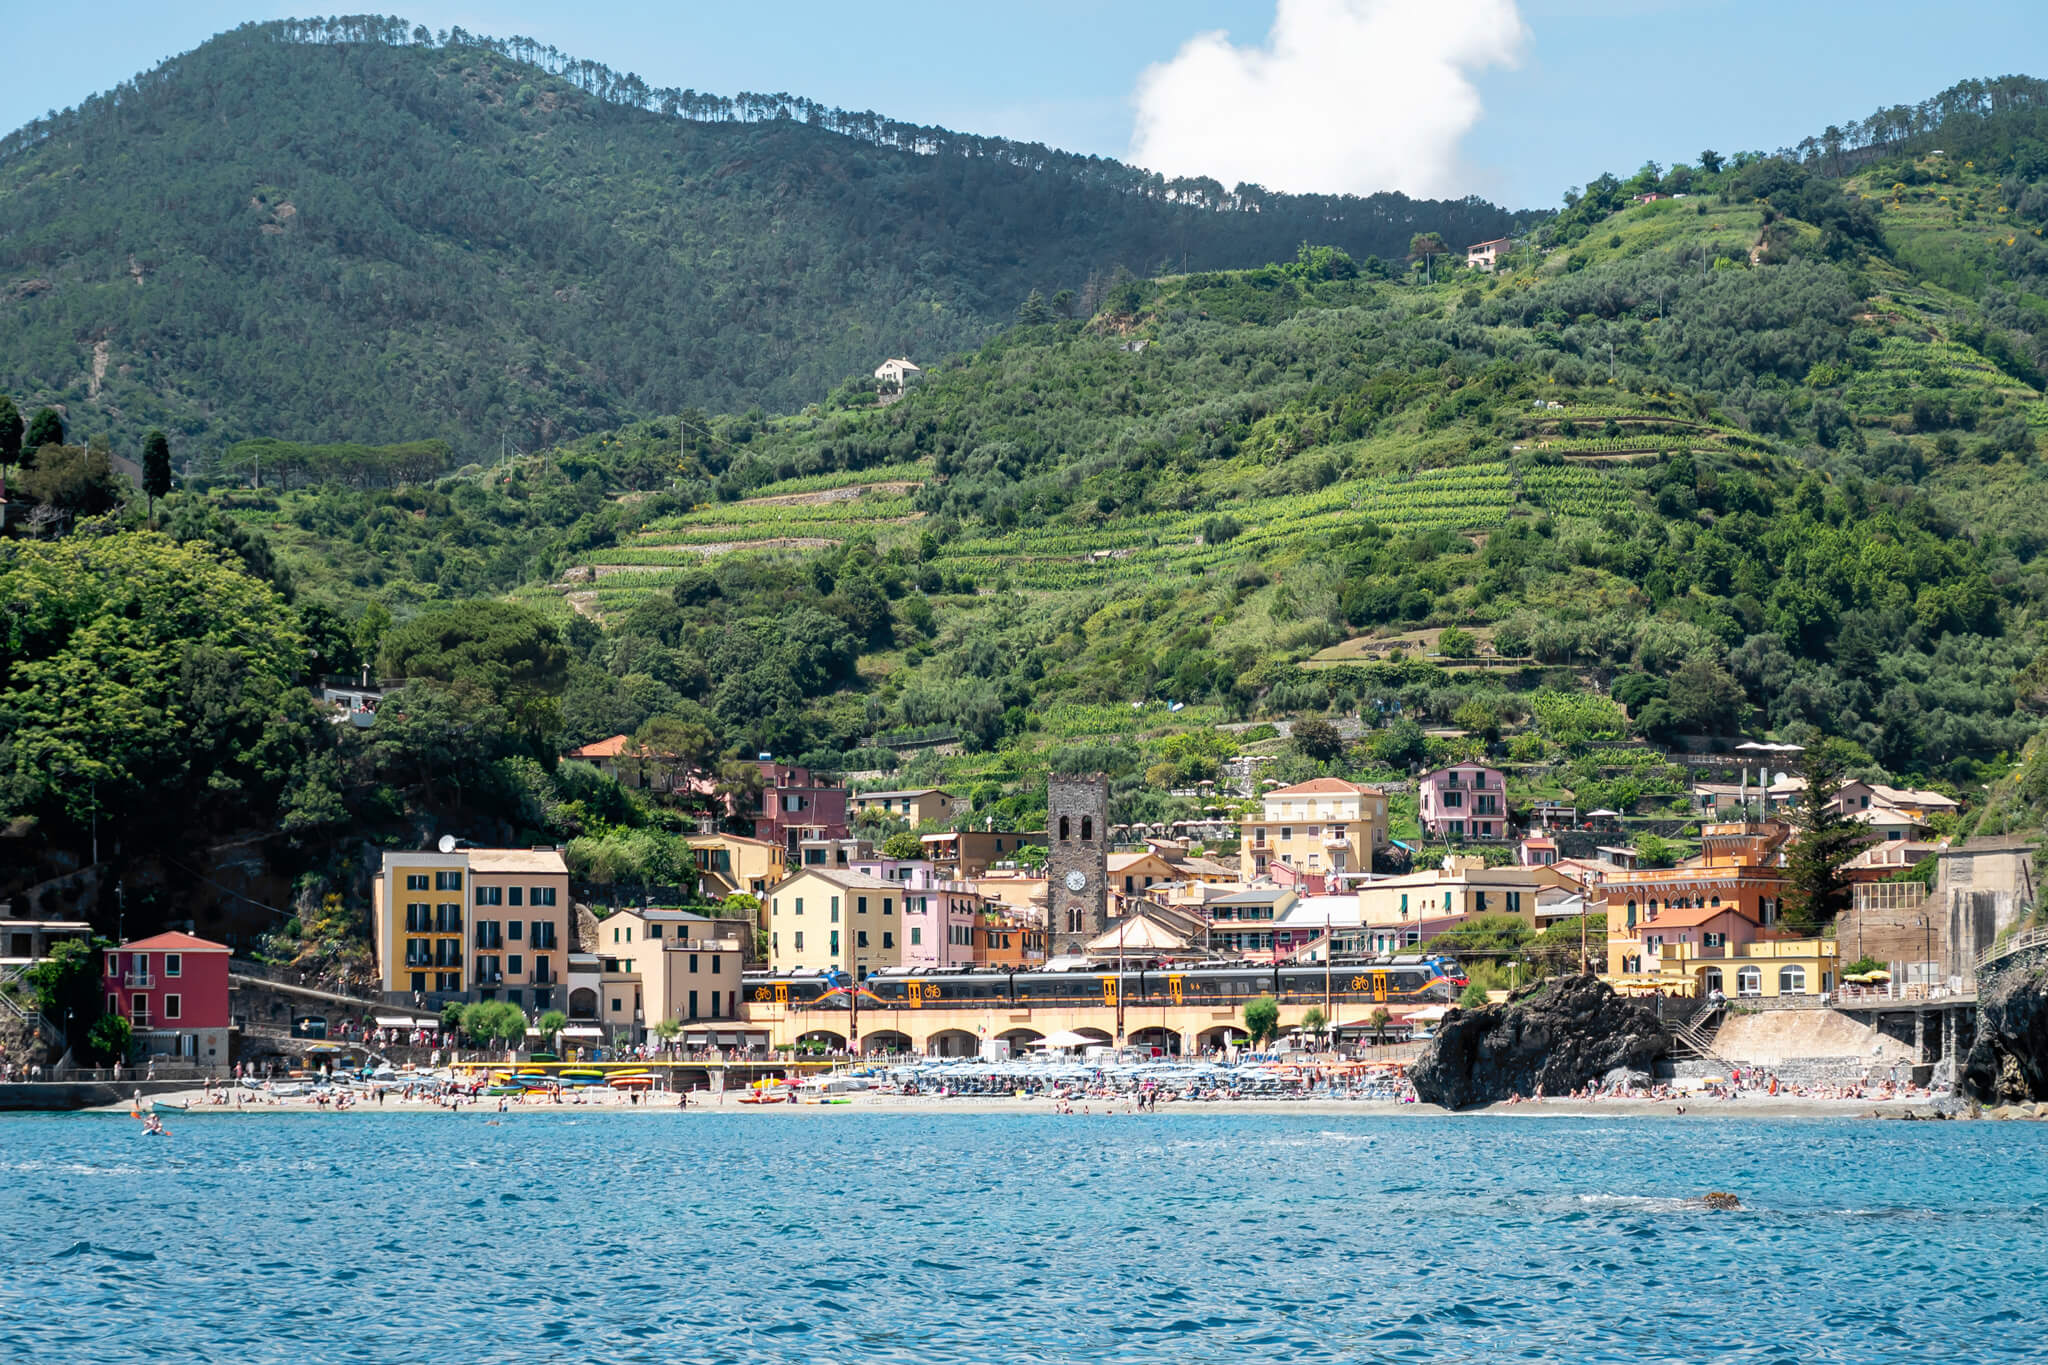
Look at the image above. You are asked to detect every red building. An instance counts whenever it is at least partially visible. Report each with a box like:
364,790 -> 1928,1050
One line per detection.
105,932 -> 233,1067
750,761 -> 850,854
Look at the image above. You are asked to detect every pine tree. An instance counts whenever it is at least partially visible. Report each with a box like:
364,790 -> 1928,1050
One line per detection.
0,396 -> 21,473
1781,746 -> 1875,932
22,407 -> 64,467
1017,289 -> 1053,325
142,429 -> 172,526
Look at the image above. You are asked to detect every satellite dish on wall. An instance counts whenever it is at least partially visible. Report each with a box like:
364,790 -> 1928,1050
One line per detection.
438,834 -> 458,853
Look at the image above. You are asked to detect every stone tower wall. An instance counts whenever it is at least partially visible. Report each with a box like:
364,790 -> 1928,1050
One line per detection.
1046,773 -> 1110,956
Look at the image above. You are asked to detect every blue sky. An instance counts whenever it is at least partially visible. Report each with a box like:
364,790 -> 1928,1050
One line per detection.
11,1 -> 2048,209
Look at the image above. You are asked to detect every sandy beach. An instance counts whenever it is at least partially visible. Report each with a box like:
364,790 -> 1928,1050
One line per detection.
96,1087 -> 1961,1121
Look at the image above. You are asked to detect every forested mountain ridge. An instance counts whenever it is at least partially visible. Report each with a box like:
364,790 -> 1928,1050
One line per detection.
0,17 -> 1533,463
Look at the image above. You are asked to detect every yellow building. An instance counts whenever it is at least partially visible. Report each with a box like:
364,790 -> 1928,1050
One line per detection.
1240,778 -> 1387,882
371,847 -> 571,1011
1354,857 -> 1549,953
689,833 -> 787,915
592,907 -> 746,1042
1108,850 -> 1183,897
1615,936 -> 1839,999
767,869 -> 907,979
372,850 -> 468,999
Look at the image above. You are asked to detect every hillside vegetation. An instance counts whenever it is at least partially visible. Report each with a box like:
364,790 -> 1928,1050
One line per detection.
0,17 -> 1530,463
11,73 -> 2048,937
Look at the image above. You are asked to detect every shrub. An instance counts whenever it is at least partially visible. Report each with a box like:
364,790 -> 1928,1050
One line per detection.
1292,718 -> 1344,761
1243,994 -> 1280,1045
86,1013 -> 134,1066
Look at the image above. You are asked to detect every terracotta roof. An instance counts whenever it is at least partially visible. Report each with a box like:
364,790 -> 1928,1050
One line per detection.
1865,783 -> 1959,810
1267,778 -> 1379,797
1847,805 -> 1927,827
468,848 -> 569,874
1635,903 -> 1760,930
1107,851 -> 1175,872
783,868 -> 903,891
121,931 -> 229,953
565,735 -> 631,759
689,832 -> 779,849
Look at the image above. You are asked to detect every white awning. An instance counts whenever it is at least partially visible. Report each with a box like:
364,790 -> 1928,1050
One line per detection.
374,1015 -> 432,1028
1034,1030 -> 1104,1048
561,1026 -> 604,1038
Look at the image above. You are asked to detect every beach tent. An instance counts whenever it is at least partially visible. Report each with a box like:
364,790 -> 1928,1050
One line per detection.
1033,1030 -> 1102,1050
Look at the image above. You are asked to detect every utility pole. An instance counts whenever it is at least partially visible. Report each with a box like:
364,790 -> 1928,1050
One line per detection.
1323,920 -> 1334,1034
1115,924 -> 1126,1049
1580,895 -> 1590,976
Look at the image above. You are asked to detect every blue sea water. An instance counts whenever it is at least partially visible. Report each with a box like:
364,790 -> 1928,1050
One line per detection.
1,1110 -> 2045,1363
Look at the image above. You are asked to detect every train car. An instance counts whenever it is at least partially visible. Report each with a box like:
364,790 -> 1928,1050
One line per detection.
746,959 -> 1458,1013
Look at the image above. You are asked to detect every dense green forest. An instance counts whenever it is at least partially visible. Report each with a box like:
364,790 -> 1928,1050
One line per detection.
0,17 -> 1532,464
10,69 -> 2048,946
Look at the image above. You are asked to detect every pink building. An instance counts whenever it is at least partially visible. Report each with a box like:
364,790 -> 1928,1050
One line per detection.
1418,764 -> 1508,840
104,931 -> 233,1066
750,761 -> 850,854
860,863 -> 986,968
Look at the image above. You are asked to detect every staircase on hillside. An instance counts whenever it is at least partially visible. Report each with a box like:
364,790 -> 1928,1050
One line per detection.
0,964 -> 62,1051
1668,998 -> 1732,1068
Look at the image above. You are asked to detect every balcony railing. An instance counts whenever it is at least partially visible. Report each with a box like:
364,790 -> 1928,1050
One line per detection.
123,972 -> 154,989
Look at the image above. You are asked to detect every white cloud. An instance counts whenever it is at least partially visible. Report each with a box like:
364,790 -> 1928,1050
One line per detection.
1128,0 -> 1528,200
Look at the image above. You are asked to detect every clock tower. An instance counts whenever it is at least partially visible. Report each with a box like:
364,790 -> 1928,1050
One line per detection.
1046,772 -> 1109,956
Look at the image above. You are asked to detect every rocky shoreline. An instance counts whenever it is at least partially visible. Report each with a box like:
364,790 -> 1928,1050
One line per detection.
1409,974 -> 1669,1109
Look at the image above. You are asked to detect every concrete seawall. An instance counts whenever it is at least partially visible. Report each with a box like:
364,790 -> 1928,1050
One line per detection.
0,1081 -> 197,1113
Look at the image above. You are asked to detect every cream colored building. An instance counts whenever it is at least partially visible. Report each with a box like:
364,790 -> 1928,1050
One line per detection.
767,868 -> 907,979
593,906 -> 746,1042
850,788 -> 961,827
969,872 -> 1049,923
1355,857 -> 1550,953
1240,778 -> 1387,882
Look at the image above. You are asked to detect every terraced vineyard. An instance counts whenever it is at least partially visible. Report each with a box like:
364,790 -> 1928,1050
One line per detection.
1520,466 -> 1638,520
548,459 -> 1647,613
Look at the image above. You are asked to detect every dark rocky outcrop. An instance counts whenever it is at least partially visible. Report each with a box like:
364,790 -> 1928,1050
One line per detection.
1409,975 -> 1670,1109
1963,963 -> 2048,1104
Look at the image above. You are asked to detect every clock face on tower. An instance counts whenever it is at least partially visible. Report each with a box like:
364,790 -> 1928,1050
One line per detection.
1065,869 -> 1088,892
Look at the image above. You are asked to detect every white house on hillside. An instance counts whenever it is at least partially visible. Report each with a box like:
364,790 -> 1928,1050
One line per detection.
874,358 -> 923,391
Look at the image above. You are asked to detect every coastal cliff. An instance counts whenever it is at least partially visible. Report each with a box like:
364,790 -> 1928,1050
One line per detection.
1409,976 -> 1670,1110
1963,963 -> 2048,1104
